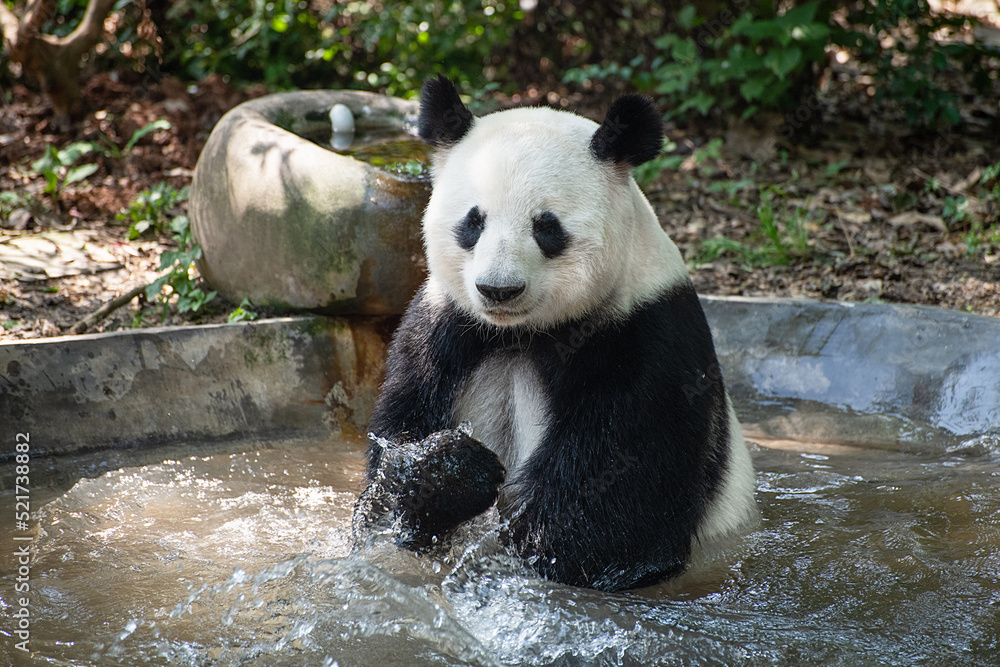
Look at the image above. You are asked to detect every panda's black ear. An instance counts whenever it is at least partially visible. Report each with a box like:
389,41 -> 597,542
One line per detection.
418,75 -> 474,147
590,94 -> 664,167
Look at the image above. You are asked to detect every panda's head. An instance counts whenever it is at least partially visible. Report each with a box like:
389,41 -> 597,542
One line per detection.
418,75 -> 668,329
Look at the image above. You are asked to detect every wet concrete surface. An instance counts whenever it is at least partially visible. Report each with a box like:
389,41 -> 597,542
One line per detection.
2,298 -> 997,467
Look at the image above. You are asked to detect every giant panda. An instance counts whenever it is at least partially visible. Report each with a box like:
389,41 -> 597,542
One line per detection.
352,75 -> 758,592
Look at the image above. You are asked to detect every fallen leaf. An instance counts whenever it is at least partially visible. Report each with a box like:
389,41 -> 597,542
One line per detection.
954,167 -> 982,193
888,211 -> 948,233
834,209 -> 872,225
863,158 -> 892,185
0,231 -> 122,280
7,209 -> 33,231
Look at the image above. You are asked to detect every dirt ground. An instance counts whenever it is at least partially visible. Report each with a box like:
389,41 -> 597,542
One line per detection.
1,69 -> 998,341
653,107 -> 1000,314
1,72 -> 267,338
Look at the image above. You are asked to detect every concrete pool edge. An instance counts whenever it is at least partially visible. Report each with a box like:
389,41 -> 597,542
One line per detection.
1,297 -> 998,463
0,315 -> 394,463
703,296 -> 1000,454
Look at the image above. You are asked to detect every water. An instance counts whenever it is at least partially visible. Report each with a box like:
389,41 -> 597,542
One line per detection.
2,436 -> 998,666
308,128 -> 431,180
335,137 -> 430,179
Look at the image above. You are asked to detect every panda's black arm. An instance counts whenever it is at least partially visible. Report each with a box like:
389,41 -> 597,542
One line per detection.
509,285 -> 731,591
355,288 -> 503,549
367,288 -> 486,464
355,428 -> 504,551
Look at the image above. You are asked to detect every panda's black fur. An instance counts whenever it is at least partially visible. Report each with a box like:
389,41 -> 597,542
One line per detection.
352,76 -> 755,592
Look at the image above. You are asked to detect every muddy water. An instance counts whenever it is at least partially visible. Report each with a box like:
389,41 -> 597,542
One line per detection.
2,436 -> 998,666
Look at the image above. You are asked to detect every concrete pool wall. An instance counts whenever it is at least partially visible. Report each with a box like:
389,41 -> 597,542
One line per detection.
2,296 -> 998,481
0,316 -> 390,467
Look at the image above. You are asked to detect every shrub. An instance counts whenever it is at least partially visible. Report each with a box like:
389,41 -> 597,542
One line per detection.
565,2 -> 832,120
161,0 -> 520,95
118,181 -> 189,239
834,0 -> 992,125
145,215 -> 216,321
564,0 -> 993,126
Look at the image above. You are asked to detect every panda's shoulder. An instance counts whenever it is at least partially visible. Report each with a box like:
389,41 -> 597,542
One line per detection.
625,281 -> 711,340
543,282 -> 717,390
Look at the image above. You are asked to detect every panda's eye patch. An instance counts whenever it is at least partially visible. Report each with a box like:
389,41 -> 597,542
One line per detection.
532,211 -> 569,259
455,206 -> 485,250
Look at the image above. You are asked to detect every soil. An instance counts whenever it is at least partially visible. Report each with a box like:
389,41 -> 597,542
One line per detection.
1,69 -> 998,342
1,72 -> 267,338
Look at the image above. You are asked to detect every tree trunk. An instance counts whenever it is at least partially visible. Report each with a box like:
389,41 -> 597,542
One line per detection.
0,0 -> 118,128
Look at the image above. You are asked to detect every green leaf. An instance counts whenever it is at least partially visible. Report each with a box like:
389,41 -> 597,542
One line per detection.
32,144 -> 60,175
677,5 -> 698,31
763,47 -> 802,78
41,171 -> 59,195
824,160 -> 850,177
720,45 -> 765,78
159,250 -> 180,270
654,62 -> 699,94
146,276 -> 169,302
776,2 -> 819,28
739,76 -> 769,102
228,298 -> 258,323
677,91 -> 716,116
123,120 -> 172,153
980,162 -> 1000,183
170,214 -> 190,233
670,38 -> 698,64
129,220 -> 152,240
790,23 -> 830,42
701,59 -> 736,87
732,18 -> 784,43
57,142 -> 97,166
941,105 -> 961,126
730,12 -> 757,37
740,104 -> 760,121
654,34 -> 681,50
65,163 -> 99,185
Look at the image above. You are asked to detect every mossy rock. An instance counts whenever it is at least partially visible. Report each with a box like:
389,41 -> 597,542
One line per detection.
189,91 -> 430,314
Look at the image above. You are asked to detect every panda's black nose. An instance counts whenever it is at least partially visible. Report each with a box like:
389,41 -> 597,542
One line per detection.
476,282 -> 525,303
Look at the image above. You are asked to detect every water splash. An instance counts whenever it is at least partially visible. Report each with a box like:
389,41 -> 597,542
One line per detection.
5,437 -> 999,666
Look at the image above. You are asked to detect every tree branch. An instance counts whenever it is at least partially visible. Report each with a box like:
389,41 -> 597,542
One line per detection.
1,0 -> 118,126
68,282 -> 149,335
57,0 -> 116,57
0,4 -> 21,47
22,0 -> 53,30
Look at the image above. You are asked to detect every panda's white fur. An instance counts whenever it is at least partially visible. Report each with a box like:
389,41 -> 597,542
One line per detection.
452,354 -> 550,476
357,77 -> 758,591
423,106 -> 690,329
696,397 -> 758,547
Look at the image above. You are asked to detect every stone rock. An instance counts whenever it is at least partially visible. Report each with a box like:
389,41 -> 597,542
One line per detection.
189,90 -> 430,314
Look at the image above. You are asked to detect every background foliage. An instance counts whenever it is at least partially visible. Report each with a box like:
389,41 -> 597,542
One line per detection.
161,0 -> 522,95
5,0 -> 995,126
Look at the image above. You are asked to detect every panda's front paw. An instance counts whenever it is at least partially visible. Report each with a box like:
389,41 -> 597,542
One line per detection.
397,428 -> 506,549
354,428 -> 506,551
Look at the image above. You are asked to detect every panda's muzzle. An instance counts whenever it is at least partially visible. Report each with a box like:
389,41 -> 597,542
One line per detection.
476,281 -> 526,304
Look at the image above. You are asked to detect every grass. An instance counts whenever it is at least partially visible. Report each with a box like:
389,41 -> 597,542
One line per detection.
689,184 -> 816,269
118,182 -> 190,239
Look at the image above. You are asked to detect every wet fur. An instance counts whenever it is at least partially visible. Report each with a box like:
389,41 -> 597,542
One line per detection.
354,77 -> 757,591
